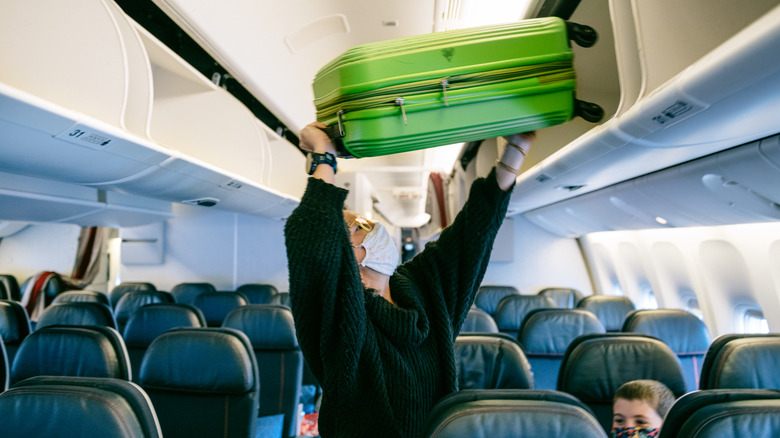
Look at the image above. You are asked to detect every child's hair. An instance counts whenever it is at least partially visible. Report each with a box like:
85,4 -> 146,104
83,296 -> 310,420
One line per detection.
614,379 -> 675,419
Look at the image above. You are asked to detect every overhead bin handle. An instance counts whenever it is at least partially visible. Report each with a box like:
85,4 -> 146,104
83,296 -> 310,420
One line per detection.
575,99 -> 604,123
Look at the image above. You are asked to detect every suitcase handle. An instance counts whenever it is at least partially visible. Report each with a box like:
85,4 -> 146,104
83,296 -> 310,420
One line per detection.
323,110 -> 353,157
575,99 -> 604,123
567,22 -> 598,48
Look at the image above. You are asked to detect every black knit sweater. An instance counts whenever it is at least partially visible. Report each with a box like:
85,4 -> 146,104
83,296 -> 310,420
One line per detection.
284,168 -> 511,438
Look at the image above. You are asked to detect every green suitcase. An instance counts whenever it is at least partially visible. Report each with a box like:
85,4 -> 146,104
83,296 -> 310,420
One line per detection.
313,17 -> 602,158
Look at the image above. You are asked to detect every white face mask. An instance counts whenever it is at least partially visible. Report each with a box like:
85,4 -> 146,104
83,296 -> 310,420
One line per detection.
358,222 -> 399,276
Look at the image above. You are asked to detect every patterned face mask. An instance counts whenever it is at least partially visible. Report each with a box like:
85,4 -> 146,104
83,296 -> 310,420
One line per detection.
611,427 -> 659,438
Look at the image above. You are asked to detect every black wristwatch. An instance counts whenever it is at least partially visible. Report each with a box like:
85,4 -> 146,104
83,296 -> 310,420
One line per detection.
306,152 -> 338,175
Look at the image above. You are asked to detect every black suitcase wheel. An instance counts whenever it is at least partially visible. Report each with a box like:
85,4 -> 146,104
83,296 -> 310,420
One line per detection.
575,100 -> 604,123
567,22 -> 598,48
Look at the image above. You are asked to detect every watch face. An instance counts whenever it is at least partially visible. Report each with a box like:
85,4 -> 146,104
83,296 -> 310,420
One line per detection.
306,152 -> 337,175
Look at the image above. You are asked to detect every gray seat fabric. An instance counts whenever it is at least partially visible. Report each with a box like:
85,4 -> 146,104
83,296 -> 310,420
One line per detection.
538,287 -> 584,309
193,291 -> 248,327
454,333 -> 534,390
474,285 -> 519,316
493,294 -> 556,339
622,309 -> 712,392
235,284 -> 278,304
52,290 -> 111,307
109,282 -> 157,308
659,388 -> 780,438
0,376 -> 162,438
35,301 -> 117,331
699,334 -> 780,390
460,307 -> 499,333
11,325 -> 131,384
519,309 -> 605,390
122,303 -> 205,384
557,333 -> 687,434
223,305 -> 303,438
139,327 -> 259,438
170,282 -> 216,306
577,295 -> 636,332
114,290 -> 175,335
422,389 -> 606,438
0,300 -> 32,366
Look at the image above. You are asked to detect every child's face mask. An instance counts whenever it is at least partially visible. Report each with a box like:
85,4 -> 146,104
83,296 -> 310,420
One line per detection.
357,222 -> 398,276
611,427 -> 659,438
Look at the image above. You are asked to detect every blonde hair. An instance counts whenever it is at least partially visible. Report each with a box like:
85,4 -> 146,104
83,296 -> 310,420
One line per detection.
614,379 -> 675,418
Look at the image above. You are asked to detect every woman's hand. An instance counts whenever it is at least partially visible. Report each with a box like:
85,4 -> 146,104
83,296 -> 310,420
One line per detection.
495,131 -> 535,191
300,122 -> 337,155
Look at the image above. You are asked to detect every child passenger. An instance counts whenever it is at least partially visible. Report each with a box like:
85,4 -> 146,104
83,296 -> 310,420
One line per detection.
612,379 -> 675,438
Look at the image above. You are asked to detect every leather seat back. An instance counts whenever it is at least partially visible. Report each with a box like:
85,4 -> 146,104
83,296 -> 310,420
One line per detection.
538,287 -> 583,308
474,285 -> 519,316
577,295 -> 635,331
460,307 -> 499,333
493,295 -> 556,339
699,334 -> 780,390
0,300 -> 32,365
454,333 -> 534,390
193,291 -> 248,327
36,301 -> 117,331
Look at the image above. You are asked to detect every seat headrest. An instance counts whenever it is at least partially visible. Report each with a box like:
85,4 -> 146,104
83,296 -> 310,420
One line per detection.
577,295 -> 635,331
0,376 -> 162,438
660,388 -> 780,437
538,288 -> 584,308
461,308 -> 499,333
11,325 -> 131,384
622,309 -> 711,354
677,399 -> 780,437
474,286 -> 519,315
139,328 -> 256,393
454,334 -> 534,390
0,275 -> 21,302
193,292 -> 248,326
52,290 -> 110,307
0,300 -> 31,343
170,282 -> 216,306
494,295 -> 556,333
36,302 -> 117,330
558,333 -> 687,401
122,304 -> 205,347
423,389 -> 605,437
222,305 -> 298,349
269,292 -> 290,307
109,282 -> 157,307
235,284 -> 278,304
520,309 -> 605,355
114,291 -> 175,326
705,336 -> 780,389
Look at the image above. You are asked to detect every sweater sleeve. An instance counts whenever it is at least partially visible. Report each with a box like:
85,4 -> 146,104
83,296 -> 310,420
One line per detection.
284,177 -> 367,383
399,168 -> 512,332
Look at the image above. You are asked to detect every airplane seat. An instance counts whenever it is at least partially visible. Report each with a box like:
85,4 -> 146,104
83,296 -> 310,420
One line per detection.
193,291 -> 248,327
1,336 -> 8,392
422,388 -> 606,438
109,282 -> 157,308
170,282 -> 216,306
460,307 -> 499,333
0,300 -> 32,366
51,290 -> 111,307
518,309 -> 606,390
122,303 -> 206,384
269,291 -> 291,307
576,295 -> 636,332
235,283 -> 278,304
0,274 -> 21,301
19,271 -> 68,320
10,325 -> 132,385
622,309 -> 712,392
557,333 -> 687,434
699,333 -> 780,390
223,304 -> 303,438
35,301 -> 118,331
538,287 -> 584,309
138,327 -> 259,438
493,294 -> 557,339
473,285 -> 519,316
0,376 -> 162,438
658,388 -> 780,438
114,290 -> 175,335
454,333 -> 534,390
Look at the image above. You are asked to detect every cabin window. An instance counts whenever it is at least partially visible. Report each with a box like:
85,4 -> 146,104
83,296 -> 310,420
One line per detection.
685,297 -> 704,320
741,308 -> 769,334
639,288 -> 658,309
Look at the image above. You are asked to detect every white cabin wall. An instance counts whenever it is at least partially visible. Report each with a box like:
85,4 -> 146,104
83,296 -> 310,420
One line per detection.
117,203 -> 289,292
481,213 -> 594,296
0,223 -> 81,283
581,222 -> 780,337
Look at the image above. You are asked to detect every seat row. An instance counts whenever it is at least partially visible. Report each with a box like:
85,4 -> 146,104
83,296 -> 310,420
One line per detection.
452,331 -> 780,434
0,299 -> 303,438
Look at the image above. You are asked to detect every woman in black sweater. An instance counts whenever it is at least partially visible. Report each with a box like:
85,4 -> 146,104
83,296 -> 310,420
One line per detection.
285,122 -> 533,438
